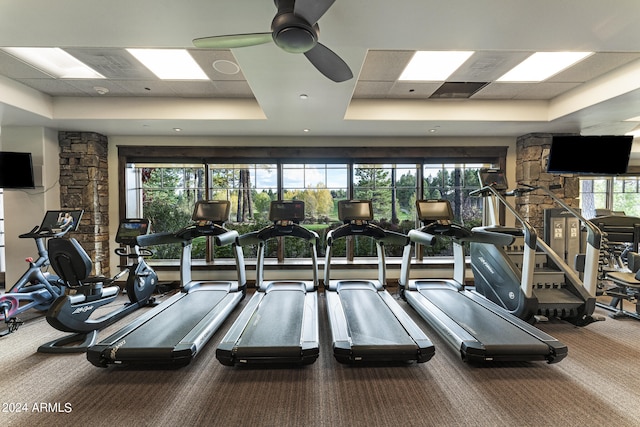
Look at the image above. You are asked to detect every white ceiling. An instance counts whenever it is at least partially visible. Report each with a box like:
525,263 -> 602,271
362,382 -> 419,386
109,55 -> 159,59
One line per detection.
1,0 -> 640,139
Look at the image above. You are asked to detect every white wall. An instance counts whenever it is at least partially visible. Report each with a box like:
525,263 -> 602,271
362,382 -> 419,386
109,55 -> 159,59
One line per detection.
1,126 -> 60,287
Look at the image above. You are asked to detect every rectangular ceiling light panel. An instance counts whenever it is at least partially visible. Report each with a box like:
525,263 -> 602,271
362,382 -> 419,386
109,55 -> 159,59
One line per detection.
2,47 -> 105,79
399,51 -> 475,81
127,49 -> 208,80
497,51 -> 593,82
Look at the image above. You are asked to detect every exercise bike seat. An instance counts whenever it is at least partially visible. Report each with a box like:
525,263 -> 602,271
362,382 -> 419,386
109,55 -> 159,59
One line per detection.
48,238 -> 113,289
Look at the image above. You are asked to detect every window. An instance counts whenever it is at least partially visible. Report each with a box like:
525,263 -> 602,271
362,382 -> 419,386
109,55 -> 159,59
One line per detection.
581,176 -> 640,218
120,146 -> 505,261
125,164 -> 205,259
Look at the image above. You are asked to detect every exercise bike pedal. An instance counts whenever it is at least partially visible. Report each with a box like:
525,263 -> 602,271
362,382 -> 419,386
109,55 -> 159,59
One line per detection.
0,317 -> 24,337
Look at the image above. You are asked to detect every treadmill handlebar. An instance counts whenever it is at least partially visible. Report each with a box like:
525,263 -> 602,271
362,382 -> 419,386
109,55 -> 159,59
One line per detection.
380,230 -> 410,246
256,223 -> 319,243
175,223 -> 229,240
327,223 -> 407,246
136,231 -> 187,247
407,229 -> 436,246
466,229 -> 515,246
214,230 -> 240,247
413,222 -> 515,246
237,231 -> 261,247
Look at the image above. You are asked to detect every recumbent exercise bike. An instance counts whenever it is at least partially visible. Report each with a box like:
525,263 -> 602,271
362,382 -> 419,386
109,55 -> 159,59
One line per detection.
38,218 -> 158,353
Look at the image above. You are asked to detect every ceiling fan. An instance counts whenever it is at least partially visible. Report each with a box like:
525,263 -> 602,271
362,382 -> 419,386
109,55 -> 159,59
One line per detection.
192,0 -> 353,82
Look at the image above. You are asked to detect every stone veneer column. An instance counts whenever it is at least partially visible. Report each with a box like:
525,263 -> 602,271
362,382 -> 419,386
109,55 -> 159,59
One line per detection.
58,131 -> 110,276
515,133 -> 580,232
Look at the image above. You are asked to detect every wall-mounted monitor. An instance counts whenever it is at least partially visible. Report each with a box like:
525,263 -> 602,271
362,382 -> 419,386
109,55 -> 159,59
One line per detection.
0,151 -> 35,188
547,135 -> 633,175
192,200 -> 230,222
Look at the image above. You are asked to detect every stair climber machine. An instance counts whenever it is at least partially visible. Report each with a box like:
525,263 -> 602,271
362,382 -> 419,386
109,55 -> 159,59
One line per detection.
399,199 -> 567,364
86,200 -> 246,368
216,200 -> 320,366
470,168 -> 602,326
324,200 -> 434,364
38,216 -> 158,353
0,210 -> 83,336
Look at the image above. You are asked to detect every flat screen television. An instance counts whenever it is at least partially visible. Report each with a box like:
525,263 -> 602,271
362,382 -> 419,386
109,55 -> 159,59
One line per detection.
0,151 -> 35,188
547,135 -> 633,175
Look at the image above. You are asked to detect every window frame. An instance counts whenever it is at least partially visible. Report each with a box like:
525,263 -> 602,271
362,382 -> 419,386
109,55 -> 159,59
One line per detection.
118,145 -> 508,262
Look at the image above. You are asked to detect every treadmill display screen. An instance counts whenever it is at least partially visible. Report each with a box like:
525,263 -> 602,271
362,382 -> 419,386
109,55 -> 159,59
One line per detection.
192,200 -> 230,222
338,200 -> 373,221
115,219 -> 150,245
269,200 -> 305,222
478,168 -> 508,191
416,200 -> 454,221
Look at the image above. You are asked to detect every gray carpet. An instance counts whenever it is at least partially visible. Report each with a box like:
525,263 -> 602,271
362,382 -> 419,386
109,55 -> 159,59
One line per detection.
2,289 -> 639,427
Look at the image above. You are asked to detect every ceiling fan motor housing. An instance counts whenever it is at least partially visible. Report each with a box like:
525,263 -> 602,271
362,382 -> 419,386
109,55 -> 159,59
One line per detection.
271,10 -> 318,53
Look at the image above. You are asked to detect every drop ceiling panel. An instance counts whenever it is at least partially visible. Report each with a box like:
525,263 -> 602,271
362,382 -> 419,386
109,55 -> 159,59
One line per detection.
448,51 -> 531,81
64,48 -> 155,80
13,78 -> 97,95
547,52 -> 640,82
357,50 -> 414,81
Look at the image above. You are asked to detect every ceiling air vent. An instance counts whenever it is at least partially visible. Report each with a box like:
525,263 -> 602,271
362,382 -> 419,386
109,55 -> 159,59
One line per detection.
429,82 -> 489,99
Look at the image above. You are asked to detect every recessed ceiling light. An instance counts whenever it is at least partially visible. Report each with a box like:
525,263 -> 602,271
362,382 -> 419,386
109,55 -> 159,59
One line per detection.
399,51 -> 474,81
173,128 -> 182,132
497,51 -> 593,82
93,86 -> 109,95
127,49 -> 208,80
303,129 -> 310,133
2,47 -> 105,79
299,94 -> 309,100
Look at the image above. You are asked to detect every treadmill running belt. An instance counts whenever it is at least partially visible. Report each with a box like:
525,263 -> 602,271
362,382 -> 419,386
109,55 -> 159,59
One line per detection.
117,288 -> 229,348
340,288 -> 416,346
236,290 -> 305,347
418,287 -> 550,354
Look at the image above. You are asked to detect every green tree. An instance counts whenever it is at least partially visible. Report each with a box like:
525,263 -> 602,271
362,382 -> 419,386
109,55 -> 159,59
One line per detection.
354,166 -> 392,219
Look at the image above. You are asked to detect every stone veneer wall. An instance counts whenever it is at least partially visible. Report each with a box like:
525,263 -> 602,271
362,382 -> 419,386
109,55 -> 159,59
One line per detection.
58,131 -> 110,276
515,133 -> 580,232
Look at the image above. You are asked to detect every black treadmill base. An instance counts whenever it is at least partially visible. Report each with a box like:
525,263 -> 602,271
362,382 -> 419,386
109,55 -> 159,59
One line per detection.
216,346 -> 319,367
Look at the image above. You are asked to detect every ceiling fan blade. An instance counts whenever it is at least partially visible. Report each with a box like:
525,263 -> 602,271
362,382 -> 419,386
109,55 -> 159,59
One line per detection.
193,33 -> 273,49
304,43 -> 352,82
294,0 -> 336,24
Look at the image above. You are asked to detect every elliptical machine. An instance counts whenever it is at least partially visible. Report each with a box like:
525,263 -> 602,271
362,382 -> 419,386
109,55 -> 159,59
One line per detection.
0,210 -> 84,336
38,218 -> 158,353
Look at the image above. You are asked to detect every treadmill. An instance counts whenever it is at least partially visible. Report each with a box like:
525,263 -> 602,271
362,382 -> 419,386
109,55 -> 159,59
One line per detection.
324,200 -> 434,364
86,200 -> 246,368
216,200 -> 320,366
399,199 -> 567,364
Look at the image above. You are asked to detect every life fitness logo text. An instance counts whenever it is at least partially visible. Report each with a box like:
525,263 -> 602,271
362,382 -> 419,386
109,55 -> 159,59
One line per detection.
72,305 -> 94,315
